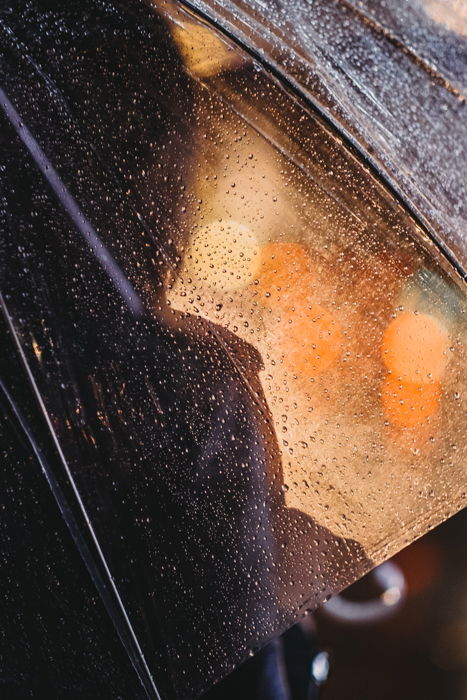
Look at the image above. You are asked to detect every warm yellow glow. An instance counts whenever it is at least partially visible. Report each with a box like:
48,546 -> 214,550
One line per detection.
171,20 -> 246,77
181,219 -> 260,291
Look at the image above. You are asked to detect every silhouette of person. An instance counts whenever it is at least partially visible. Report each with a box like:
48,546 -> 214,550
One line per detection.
3,2 -> 371,698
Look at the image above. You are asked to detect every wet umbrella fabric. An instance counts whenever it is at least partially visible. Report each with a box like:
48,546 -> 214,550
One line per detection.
0,1 -> 370,698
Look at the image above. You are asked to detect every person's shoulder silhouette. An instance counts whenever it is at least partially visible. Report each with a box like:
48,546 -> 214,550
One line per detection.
139,308 -> 371,615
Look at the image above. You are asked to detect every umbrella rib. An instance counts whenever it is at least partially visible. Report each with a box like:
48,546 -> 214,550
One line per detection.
0,86 -> 145,318
0,294 -> 161,700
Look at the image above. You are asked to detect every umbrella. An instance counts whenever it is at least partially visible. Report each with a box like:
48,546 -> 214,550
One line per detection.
1,1 -> 465,697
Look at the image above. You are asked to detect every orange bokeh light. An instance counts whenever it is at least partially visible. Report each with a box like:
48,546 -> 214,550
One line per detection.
255,241 -> 314,309
381,312 -> 449,383
381,377 -> 441,428
278,304 -> 342,378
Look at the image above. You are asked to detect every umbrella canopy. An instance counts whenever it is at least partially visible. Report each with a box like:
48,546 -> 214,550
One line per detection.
183,0 -> 467,270
1,1 -> 465,698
